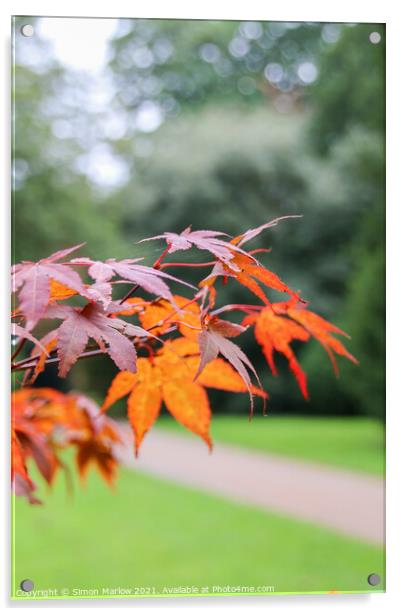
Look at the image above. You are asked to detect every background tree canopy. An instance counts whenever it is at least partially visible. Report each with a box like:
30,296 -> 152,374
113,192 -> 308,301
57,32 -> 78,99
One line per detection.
13,18 -> 385,420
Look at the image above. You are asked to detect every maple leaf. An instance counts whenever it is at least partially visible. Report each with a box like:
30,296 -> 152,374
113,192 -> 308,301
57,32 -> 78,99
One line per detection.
202,253 -> 299,307
101,351 -> 209,456
12,430 -> 41,504
12,388 -> 122,501
71,394 -> 122,486
15,423 -> 59,485
111,294 -> 202,340
48,279 -> 78,302
244,307 -> 310,399
12,244 -> 87,329
69,257 -> 195,303
102,337 -> 267,455
244,303 -> 358,398
141,296 -> 201,337
43,303 -> 154,377
194,315 -> 264,415
12,389 -> 66,497
140,226 -> 253,270
231,215 -> 302,247
283,305 -> 359,375
196,316 -> 246,375
198,216 -> 302,306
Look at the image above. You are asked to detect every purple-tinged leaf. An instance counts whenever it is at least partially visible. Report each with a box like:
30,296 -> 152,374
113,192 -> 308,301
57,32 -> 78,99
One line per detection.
208,332 -> 262,416
88,261 -> 115,282
208,317 -> 247,338
12,248 -> 88,328
39,264 -> 86,295
18,265 -> 50,330
140,227 -> 255,269
70,257 -> 195,305
194,330 -> 219,381
86,281 -> 112,307
235,215 -> 302,247
99,326 -> 137,373
44,243 -> 86,263
194,313 -> 263,416
51,302 -> 154,377
57,312 -> 89,377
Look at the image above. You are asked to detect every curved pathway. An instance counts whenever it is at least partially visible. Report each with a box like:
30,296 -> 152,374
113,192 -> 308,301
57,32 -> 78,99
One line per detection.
116,426 -> 385,545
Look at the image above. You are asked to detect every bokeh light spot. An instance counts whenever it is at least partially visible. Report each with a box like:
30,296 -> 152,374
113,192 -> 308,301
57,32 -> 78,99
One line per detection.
369,32 -> 381,45
297,61 -> 318,84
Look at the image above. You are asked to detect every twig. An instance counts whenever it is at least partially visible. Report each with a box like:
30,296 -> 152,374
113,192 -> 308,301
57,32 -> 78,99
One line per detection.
11,337 -> 27,362
146,292 -> 203,333
160,260 -> 217,270
12,348 -> 106,373
158,248 -> 269,271
211,304 -> 262,316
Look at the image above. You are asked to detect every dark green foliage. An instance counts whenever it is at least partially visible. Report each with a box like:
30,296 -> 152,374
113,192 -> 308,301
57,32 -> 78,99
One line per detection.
309,23 -> 385,154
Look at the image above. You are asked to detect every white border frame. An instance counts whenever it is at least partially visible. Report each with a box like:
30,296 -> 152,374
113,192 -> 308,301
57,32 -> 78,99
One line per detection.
2,1 -> 401,613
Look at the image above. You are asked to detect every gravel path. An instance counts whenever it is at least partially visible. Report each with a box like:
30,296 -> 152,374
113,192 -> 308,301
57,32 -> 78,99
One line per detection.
116,426 -> 384,545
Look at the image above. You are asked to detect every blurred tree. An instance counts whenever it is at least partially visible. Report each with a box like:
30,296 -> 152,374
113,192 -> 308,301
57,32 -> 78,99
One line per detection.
110,19 -> 326,120
300,23 -> 385,419
309,23 -> 385,153
341,203 -> 385,419
13,19 -> 127,263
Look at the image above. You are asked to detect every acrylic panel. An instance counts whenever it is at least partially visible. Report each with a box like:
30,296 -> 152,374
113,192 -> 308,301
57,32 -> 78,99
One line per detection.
11,16 -> 385,601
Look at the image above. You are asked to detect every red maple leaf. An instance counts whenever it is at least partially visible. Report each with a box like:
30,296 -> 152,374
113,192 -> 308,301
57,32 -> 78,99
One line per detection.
44,302 -> 154,377
69,256 -> 195,304
140,226 -> 253,269
196,314 -> 264,415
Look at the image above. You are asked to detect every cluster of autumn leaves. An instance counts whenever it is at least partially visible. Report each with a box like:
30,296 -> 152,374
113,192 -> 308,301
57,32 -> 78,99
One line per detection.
12,388 -> 120,504
11,219 -> 357,503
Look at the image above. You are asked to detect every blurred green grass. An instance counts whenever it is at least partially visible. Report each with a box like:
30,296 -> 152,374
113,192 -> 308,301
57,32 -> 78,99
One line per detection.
13,454 -> 384,599
158,415 -> 385,476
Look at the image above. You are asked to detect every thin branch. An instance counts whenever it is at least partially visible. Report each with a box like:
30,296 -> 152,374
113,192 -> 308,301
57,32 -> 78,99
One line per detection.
211,304 -> 263,316
118,283 -> 140,305
160,260 -> 217,270
158,249 -> 270,271
11,337 -> 27,362
146,292 -> 203,333
12,348 -> 106,373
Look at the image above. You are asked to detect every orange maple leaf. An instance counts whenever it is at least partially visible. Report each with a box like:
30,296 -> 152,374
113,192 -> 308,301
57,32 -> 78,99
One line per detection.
102,337 -> 267,455
49,279 -> 78,302
245,302 -> 358,399
112,295 -> 201,339
284,305 -> 358,375
12,388 -> 121,501
12,429 -> 41,504
138,295 -> 201,339
201,253 -> 299,307
244,307 -> 310,399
